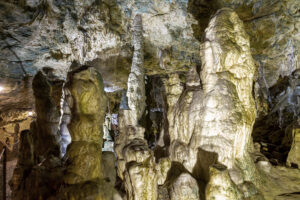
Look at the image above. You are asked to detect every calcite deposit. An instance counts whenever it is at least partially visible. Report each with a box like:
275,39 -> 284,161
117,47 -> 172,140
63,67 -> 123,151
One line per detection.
59,66 -> 120,199
0,0 -> 300,200
115,14 -> 158,200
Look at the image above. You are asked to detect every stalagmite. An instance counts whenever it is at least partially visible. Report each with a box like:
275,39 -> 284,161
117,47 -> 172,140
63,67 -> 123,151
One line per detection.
32,68 -> 64,160
169,173 -> 200,200
12,67 -> 65,200
126,14 -> 146,126
59,66 -> 120,199
166,8 -> 261,199
197,7 -> 257,174
115,14 -> 157,200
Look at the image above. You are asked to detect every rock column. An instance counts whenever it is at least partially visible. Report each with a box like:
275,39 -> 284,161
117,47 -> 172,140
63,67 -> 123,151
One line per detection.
59,66 -> 120,199
115,14 -> 157,200
12,67 -> 64,200
168,8 -> 261,199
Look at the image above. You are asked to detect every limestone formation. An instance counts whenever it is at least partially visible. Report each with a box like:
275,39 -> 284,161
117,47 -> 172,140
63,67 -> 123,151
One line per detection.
169,173 -> 200,200
2,1 -> 300,200
11,67 -> 65,200
205,164 -> 243,200
32,67 -> 64,160
115,15 -> 157,200
166,8 -> 260,199
126,14 -> 146,126
286,120 -> 300,168
197,8 -> 256,169
59,66 -> 117,199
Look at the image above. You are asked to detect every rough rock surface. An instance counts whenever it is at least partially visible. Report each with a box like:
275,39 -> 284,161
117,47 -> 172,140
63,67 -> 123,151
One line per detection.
169,173 -> 200,200
59,66 -> 119,199
115,15 -> 157,200
1,0 -> 300,200
12,68 -> 64,200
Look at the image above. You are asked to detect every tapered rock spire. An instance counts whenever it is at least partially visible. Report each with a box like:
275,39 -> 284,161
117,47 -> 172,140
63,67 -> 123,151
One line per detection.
115,15 -> 158,200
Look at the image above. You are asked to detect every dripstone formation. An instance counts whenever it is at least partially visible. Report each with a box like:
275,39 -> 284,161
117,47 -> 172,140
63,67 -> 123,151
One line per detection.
12,67 -> 64,200
2,1 -> 300,200
12,66 -> 121,200
59,66 -> 118,199
115,14 -> 158,200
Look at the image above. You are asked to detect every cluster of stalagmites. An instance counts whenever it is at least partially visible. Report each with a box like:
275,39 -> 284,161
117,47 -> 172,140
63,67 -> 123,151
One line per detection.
115,9 -> 263,200
11,7 -> 300,200
11,65 -> 121,199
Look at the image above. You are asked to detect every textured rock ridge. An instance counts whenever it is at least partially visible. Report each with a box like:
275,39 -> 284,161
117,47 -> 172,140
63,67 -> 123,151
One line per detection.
115,14 -> 157,200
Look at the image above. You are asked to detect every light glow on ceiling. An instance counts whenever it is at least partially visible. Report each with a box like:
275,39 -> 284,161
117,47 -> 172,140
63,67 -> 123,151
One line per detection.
28,111 -> 34,116
0,86 -> 4,92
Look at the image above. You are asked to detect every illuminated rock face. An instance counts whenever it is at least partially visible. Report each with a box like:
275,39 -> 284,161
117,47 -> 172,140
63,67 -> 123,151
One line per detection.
168,8 -> 259,199
115,14 -> 157,200
59,66 -> 120,199
197,8 -> 256,169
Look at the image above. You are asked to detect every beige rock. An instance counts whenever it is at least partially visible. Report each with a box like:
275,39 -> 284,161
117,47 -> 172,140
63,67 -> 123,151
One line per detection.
206,164 -> 243,200
169,173 -> 200,200
64,66 -> 107,184
196,8 -> 256,168
287,121 -> 300,168
115,14 -> 158,200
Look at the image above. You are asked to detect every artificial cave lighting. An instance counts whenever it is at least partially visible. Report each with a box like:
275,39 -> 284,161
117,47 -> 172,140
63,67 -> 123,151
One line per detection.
27,111 -> 34,116
0,86 -> 4,92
